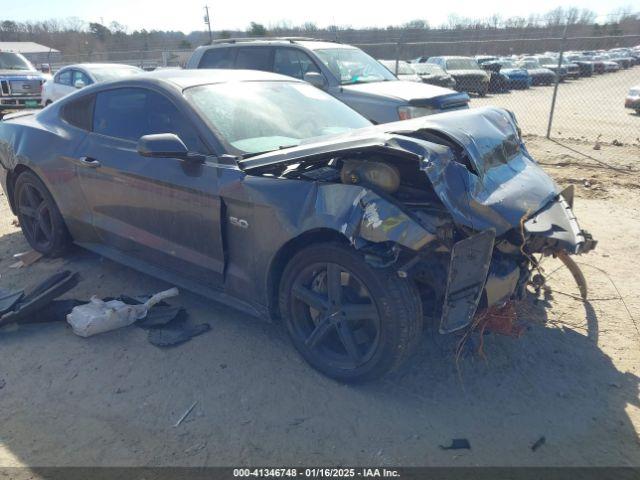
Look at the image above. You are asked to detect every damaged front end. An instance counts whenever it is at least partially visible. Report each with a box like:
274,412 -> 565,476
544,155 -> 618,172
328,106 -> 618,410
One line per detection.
242,106 -> 596,335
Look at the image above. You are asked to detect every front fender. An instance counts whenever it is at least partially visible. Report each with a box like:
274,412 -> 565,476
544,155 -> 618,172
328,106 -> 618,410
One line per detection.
302,182 -> 438,252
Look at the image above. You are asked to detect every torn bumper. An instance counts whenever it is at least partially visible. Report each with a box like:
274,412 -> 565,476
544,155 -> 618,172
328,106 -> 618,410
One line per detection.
439,230 -> 495,333
524,189 -> 597,255
439,232 -> 525,334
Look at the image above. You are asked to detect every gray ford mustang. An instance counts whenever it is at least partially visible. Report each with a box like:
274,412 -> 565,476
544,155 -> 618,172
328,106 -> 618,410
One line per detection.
0,69 -> 596,381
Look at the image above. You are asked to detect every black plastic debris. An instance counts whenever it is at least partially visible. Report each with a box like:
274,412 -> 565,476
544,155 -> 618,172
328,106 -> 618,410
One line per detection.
136,305 -> 183,329
0,271 -> 79,327
117,295 -> 210,347
0,289 -> 24,315
19,299 -> 82,324
439,439 -> 471,450
147,310 -> 211,347
531,436 -> 546,452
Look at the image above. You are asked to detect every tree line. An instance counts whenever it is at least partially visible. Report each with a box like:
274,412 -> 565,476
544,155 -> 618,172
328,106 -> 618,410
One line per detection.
0,5 -> 638,56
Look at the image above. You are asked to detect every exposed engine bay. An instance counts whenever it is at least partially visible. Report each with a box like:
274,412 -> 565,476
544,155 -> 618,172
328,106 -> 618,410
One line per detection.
241,107 -> 597,335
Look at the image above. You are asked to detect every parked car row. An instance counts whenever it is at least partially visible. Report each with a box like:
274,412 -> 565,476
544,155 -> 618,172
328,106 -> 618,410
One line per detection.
394,46 -> 640,101
4,39 -> 640,125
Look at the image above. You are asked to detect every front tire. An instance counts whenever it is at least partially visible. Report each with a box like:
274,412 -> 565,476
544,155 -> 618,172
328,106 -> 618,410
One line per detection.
279,243 -> 423,382
13,171 -> 70,257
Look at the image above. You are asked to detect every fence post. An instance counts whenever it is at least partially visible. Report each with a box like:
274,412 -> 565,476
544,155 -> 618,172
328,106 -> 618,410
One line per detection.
546,22 -> 569,138
394,32 -> 405,76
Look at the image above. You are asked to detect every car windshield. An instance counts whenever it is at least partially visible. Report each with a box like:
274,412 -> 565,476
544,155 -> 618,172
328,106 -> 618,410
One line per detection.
500,60 -> 516,68
314,48 -> 396,85
412,63 -> 444,75
185,81 -> 371,155
89,66 -> 143,82
444,58 -> 481,70
522,61 -> 540,68
380,60 -> 414,75
0,52 -> 34,71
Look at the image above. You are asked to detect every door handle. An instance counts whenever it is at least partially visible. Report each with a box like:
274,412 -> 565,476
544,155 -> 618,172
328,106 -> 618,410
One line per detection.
78,156 -> 101,168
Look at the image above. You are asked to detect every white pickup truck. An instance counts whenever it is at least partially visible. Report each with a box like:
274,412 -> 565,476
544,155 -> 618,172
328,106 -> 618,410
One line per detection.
0,50 -> 48,115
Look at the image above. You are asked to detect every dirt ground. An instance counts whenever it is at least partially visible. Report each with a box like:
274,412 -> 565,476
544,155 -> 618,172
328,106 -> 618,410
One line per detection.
0,136 -> 639,468
472,67 -> 640,146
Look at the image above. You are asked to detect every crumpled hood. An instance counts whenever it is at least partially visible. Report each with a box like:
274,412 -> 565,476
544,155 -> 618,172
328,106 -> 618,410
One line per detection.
242,107 -> 560,236
387,108 -> 558,235
340,80 -> 456,102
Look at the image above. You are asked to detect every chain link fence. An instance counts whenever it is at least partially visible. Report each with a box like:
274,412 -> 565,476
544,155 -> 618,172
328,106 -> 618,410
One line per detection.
350,32 -> 640,149
49,32 -> 640,150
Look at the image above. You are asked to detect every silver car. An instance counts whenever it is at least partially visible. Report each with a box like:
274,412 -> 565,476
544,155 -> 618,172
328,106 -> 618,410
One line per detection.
186,38 -> 470,123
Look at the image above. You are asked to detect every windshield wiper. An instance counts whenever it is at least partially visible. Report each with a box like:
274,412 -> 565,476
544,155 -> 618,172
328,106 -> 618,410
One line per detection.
239,144 -> 298,160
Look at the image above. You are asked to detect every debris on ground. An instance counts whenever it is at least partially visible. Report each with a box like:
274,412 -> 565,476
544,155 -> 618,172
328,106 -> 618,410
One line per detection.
0,271 -> 79,328
174,401 -> 198,427
123,295 -> 211,348
531,436 -> 546,451
481,302 -> 524,338
8,250 -> 43,269
67,287 -> 179,338
439,439 -> 471,450
11,218 -> 19,227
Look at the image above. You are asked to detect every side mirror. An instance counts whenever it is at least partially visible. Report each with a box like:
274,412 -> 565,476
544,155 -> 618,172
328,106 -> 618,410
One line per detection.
74,79 -> 86,89
303,71 -> 327,89
137,133 -> 191,159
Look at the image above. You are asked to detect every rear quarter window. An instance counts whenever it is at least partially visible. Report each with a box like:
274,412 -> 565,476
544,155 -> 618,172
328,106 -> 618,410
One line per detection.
234,47 -> 273,71
198,48 -> 236,68
61,94 -> 95,131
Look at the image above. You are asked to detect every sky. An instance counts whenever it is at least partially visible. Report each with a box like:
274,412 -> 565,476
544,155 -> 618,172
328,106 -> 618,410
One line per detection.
3,0 -> 639,32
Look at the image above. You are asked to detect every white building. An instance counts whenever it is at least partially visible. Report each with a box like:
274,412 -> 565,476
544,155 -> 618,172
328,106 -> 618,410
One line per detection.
0,42 -> 61,66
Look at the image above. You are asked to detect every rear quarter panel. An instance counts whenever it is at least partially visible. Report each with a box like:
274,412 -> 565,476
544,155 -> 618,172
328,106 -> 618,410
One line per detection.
0,109 -> 97,242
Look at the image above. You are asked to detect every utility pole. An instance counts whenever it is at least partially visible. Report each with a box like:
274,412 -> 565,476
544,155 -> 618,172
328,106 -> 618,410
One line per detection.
204,6 -> 213,44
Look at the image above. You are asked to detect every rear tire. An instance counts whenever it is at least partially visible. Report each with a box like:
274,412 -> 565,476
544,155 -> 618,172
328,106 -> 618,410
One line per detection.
279,242 -> 423,382
13,171 -> 70,257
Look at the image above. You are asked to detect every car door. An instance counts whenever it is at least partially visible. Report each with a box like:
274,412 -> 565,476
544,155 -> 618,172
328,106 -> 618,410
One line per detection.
233,46 -> 274,71
53,69 -> 75,101
273,47 -> 321,80
74,86 -> 226,288
71,69 -> 92,90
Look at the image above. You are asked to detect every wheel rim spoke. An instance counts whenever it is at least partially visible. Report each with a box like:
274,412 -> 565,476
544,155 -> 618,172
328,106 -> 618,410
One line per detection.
336,320 -> 362,364
18,184 -> 53,248
292,284 -> 328,313
305,316 -> 334,349
19,205 -> 36,218
24,185 -> 40,208
326,263 -> 342,307
341,303 -> 378,322
29,217 -> 41,243
37,215 -> 53,241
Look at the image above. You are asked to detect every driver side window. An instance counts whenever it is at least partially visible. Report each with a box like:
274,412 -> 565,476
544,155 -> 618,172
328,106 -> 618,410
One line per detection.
273,48 -> 320,80
93,88 -> 204,152
56,70 -> 72,86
